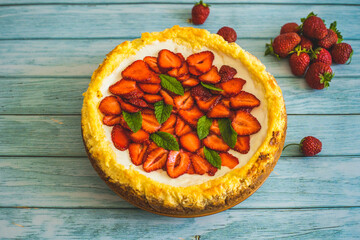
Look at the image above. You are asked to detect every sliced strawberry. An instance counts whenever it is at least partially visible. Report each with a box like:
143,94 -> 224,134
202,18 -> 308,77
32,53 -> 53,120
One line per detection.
234,135 -> 250,154
117,98 -> 140,113
230,91 -> 260,109
219,65 -> 237,82
220,152 -> 239,169
195,95 -> 221,112
147,141 -> 158,153
186,161 -> 195,174
103,115 -> 122,126
188,65 -> 203,76
217,78 -> 246,97
232,111 -> 261,136
143,94 -> 163,103
99,96 -> 122,115
159,114 -> 177,134
127,98 -> 148,108
166,151 -> 191,178
141,109 -> 161,133
175,117 -> 192,137
181,77 -> 200,87
138,83 -> 161,94
190,154 -> 217,176
222,98 -> 230,108
176,53 -> 185,62
209,119 -> 221,135
168,62 -> 188,78
111,125 -> 130,151
160,90 -> 174,106
143,56 -> 161,74
118,115 -> 131,130
109,79 -> 144,99
158,49 -> 182,70
143,148 -> 168,172
191,85 -> 212,100
178,106 -> 204,127
129,143 -> 148,166
198,66 -> 221,84
177,74 -> 190,82
207,102 -> 231,118
122,60 -> 152,82
174,91 -> 194,110
203,134 -> 230,152
147,72 -> 161,84
129,129 -> 150,143
186,51 -> 214,74
180,132 -> 201,152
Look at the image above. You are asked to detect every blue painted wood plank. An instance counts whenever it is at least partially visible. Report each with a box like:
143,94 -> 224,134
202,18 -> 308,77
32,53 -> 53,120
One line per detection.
0,207 -> 359,239
0,115 -> 359,156
0,39 -> 358,78
0,156 -> 358,208
2,0 -> 360,5
1,76 -> 359,115
0,4 -> 359,39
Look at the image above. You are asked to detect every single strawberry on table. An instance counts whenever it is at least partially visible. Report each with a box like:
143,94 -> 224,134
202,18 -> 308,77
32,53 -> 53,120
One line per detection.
191,0 -> 210,25
283,136 -> 322,157
288,46 -> 310,76
265,32 -> 301,58
305,62 -> 334,89
217,26 -> 237,43
300,12 -> 327,40
317,21 -> 343,49
280,22 -> 299,34
331,42 -> 353,64
311,47 -> 332,66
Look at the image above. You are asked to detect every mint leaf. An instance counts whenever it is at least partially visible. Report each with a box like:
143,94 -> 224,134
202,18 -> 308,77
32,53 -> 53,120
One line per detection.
150,131 -> 179,151
218,118 -> 237,148
154,100 -> 173,124
201,82 -> 223,91
159,74 -> 184,96
197,115 -> 213,140
203,146 -> 221,169
122,111 -> 142,133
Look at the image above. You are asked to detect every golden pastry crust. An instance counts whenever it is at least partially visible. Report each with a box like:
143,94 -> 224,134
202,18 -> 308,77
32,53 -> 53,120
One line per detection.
81,26 -> 287,217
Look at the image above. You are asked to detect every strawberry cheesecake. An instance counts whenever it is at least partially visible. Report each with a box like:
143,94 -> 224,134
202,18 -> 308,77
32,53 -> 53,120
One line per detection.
82,26 -> 287,217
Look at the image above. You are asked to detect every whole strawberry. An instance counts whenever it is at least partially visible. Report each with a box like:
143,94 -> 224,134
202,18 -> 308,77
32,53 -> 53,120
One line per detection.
305,62 -> 334,89
311,47 -> 332,66
318,21 -> 343,49
289,46 -> 310,76
191,0 -> 210,25
301,12 -> 327,40
217,26 -> 237,43
265,33 -> 301,58
300,136 -> 322,156
331,42 -> 353,64
299,35 -> 313,51
283,136 -> 322,156
280,22 -> 299,34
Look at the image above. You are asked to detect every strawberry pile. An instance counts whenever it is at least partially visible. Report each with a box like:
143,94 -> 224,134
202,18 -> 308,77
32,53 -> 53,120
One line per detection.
98,49 -> 262,178
265,12 -> 353,90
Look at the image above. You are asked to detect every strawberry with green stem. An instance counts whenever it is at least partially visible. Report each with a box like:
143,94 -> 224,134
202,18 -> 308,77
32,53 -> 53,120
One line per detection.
283,136 -> 322,156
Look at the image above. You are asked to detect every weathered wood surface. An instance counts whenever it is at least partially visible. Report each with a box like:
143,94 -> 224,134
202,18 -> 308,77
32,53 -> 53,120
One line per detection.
1,208 -> 359,239
1,5 -> 359,39
0,115 -> 359,157
0,156 -> 359,208
0,39 -> 358,78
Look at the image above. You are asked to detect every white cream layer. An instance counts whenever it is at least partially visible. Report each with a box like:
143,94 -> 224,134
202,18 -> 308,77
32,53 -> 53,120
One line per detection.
100,40 -> 268,187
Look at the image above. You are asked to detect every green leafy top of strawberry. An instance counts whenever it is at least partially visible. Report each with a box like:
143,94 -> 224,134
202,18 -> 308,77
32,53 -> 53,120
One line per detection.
195,0 -> 210,7
319,71 -> 334,88
265,39 -> 280,60
290,45 -> 310,56
329,21 -> 343,43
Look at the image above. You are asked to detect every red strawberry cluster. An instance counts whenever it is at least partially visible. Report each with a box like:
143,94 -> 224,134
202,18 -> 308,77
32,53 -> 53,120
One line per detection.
265,12 -> 353,90
98,48 -> 262,178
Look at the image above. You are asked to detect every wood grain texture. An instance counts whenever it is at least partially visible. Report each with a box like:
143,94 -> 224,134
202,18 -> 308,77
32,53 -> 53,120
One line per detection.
0,115 -> 359,157
1,76 -> 359,115
0,156 -> 359,208
0,4 -> 359,39
2,0 -> 360,5
0,39 -> 358,78
0,207 -> 359,239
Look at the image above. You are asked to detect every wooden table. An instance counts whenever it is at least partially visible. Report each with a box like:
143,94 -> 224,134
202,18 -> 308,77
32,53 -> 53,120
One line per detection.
1,0 -> 359,239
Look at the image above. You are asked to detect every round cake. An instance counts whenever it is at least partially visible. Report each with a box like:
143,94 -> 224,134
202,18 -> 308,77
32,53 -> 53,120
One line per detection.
81,26 -> 287,217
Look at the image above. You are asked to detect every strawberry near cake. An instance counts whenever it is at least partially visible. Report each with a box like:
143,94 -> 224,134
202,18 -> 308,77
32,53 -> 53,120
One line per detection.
81,26 -> 287,217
